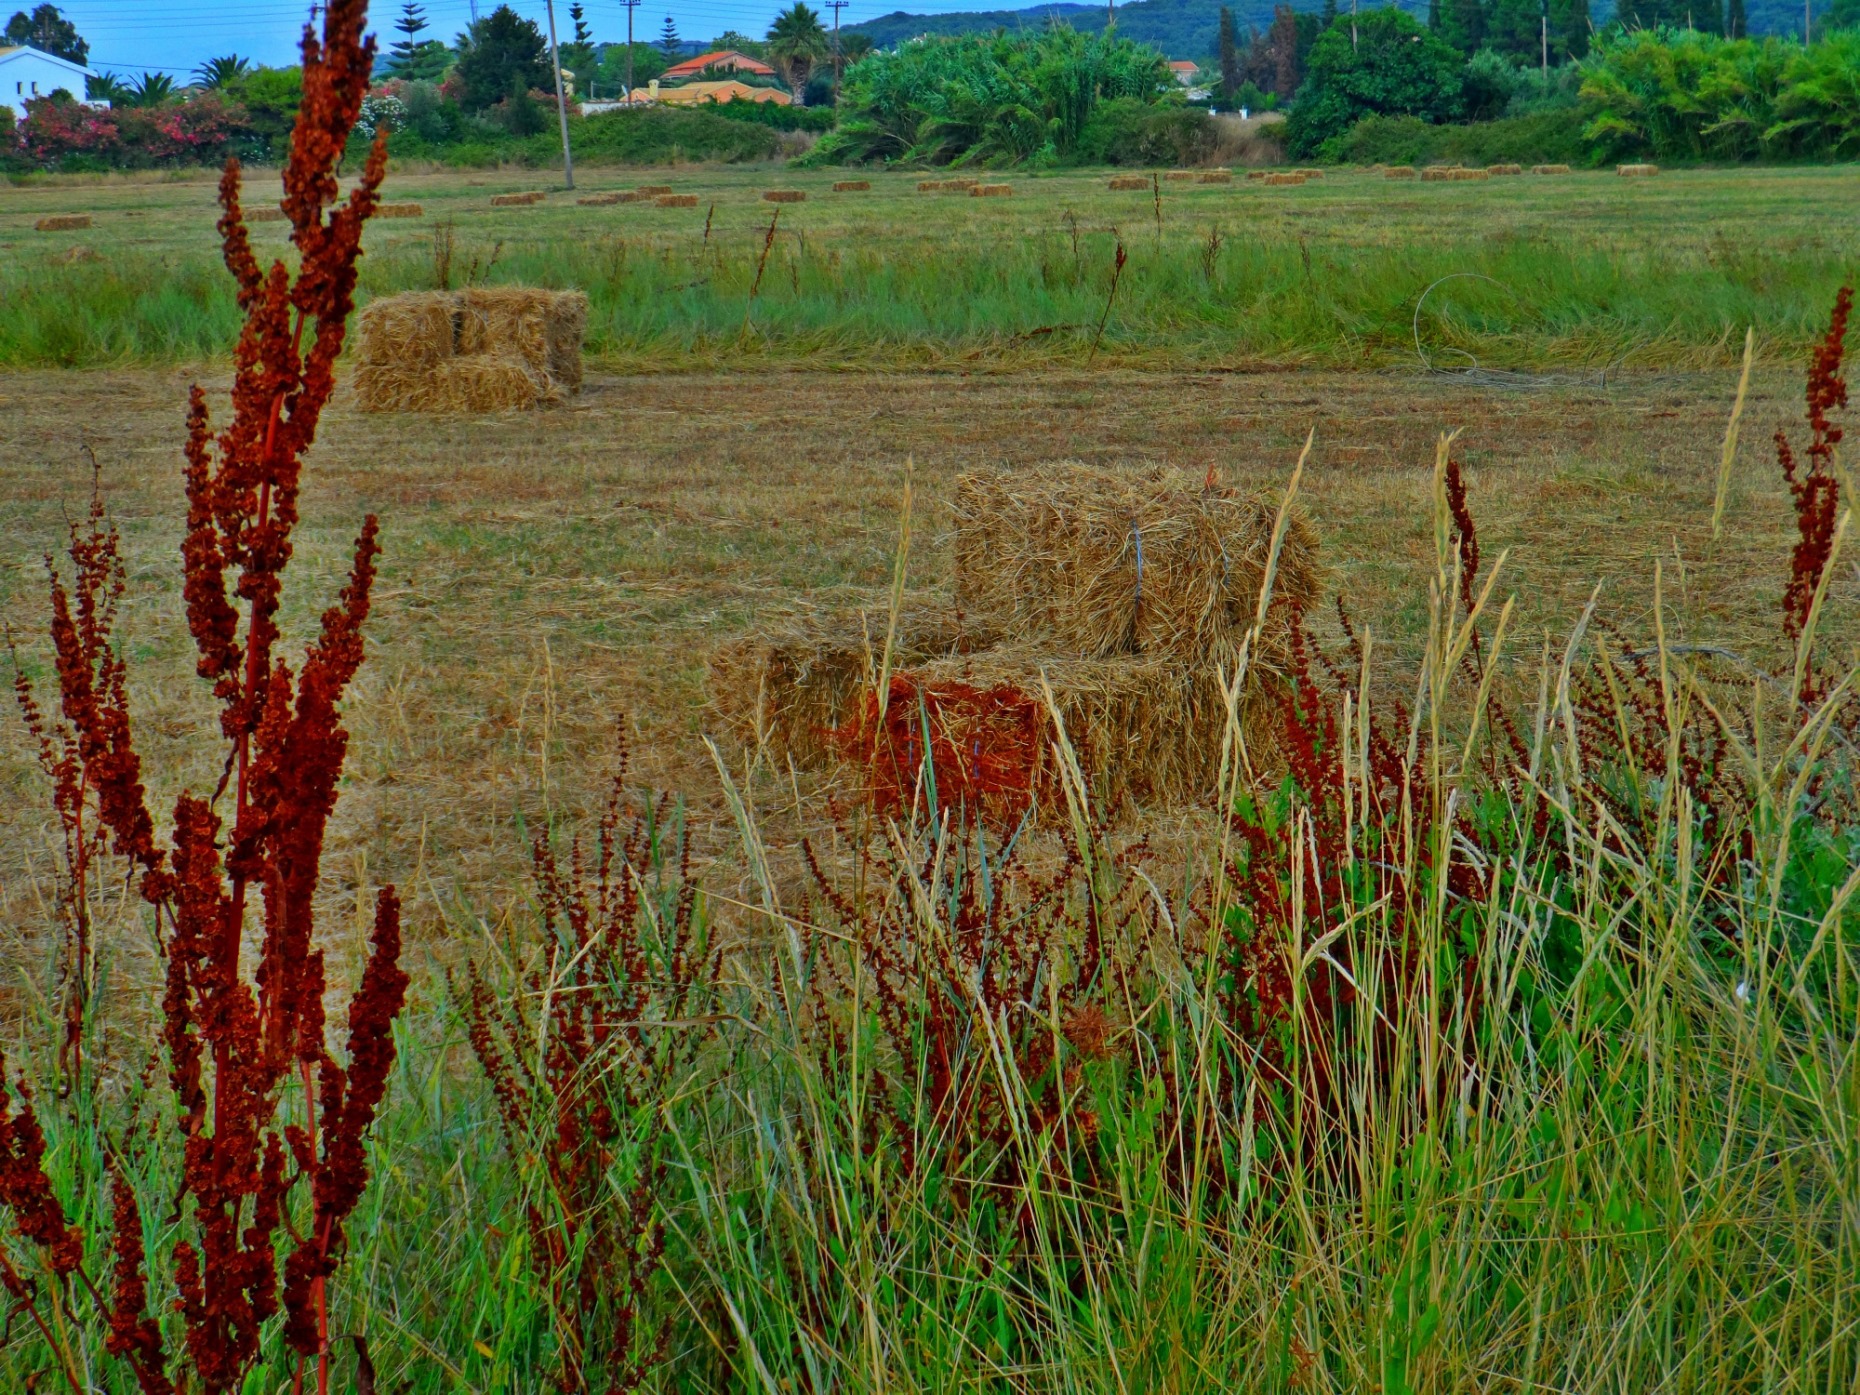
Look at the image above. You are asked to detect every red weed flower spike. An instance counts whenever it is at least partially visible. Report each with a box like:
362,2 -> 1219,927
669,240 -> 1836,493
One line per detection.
0,1063 -> 82,1275
106,1166 -> 174,1395
1779,286 -> 1851,656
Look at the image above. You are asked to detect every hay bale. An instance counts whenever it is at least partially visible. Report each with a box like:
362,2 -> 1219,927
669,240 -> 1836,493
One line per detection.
35,214 -> 91,231
950,462 -> 1322,673
1420,167 -> 1453,182
1262,172 -> 1306,186
636,184 -> 674,195
356,292 -> 457,370
490,191 -> 546,207
1108,175 -> 1151,190
762,189 -> 806,203
353,354 -> 563,413
832,180 -> 870,192
917,179 -> 944,191
1384,166 -> 1418,179
655,194 -> 699,207
1486,163 -> 1523,175
1197,171 -> 1234,184
1618,163 -> 1659,177
453,287 -> 588,391
1245,170 -> 1270,181
708,602 -> 997,766
1533,163 -> 1571,175
971,183 -> 1013,197
1164,170 -> 1198,182
1296,168 -> 1325,178
377,202 -> 424,217
1450,168 -> 1490,181
247,205 -> 288,222
577,192 -> 626,205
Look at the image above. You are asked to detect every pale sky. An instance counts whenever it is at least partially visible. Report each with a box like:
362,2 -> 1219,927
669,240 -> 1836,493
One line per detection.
49,0 -> 970,77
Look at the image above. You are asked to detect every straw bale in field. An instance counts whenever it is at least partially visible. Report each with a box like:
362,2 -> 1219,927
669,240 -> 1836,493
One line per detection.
950,462 -> 1321,675
35,214 -> 91,231
490,191 -> 546,206
1384,166 -> 1418,179
1164,170 -> 1198,182
832,180 -> 870,192
636,184 -> 674,195
1296,168 -> 1325,178
1197,172 -> 1233,184
1618,163 -> 1659,177
352,288 -> 586,412
1107,175 -> 1150,190
1453,168 -> 1490,181
577,192 -> 626,205
1486,164 -> 1522,176
708,602 -> 997,766
378,202 -> 424,217
971,183 -> 1013,197
763,189 -> 806,202
1245,169 -> 1269,180
1420,167 -> 1451,182
656,194 -> 699,207
1533,164 -> 1571,175
1262,172 -> 1305,186
247,205 -> 288,222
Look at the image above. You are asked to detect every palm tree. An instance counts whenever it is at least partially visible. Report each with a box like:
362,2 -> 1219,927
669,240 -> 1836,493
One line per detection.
125,72 -> 177,107
85,72 -> 130,104
194,54 -> 252,89
766,2 -> 828,105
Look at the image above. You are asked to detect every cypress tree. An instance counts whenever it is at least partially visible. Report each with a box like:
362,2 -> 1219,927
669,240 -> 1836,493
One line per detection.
1218,6 -> 1240,104
1726,0 -> 1746,36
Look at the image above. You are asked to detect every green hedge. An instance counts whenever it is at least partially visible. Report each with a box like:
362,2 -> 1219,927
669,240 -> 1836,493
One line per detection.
386,105 -> 785,167
1320,108 -> 1592,167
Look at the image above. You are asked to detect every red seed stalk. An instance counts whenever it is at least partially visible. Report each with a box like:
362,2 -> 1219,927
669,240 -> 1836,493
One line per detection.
1777,285 -> 1851,697
1,4 -> 406,1394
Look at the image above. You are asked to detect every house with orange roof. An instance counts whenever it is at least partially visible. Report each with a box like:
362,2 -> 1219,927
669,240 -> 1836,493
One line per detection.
660,49 -> 776,81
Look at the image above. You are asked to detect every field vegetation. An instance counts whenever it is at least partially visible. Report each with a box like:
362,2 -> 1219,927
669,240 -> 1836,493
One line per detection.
1,3 -> 1858,1393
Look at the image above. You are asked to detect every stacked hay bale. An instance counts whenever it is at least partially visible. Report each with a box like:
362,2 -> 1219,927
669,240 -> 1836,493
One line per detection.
971,183 -> 1013,197
351,288 -> 588,412
1533,163 -> 1571,175
1486,164 -> 1523,176
1617,163 -> 1659,177
1108,175 -> 1151,190
833,180 -> 871,192
763,189 -> 807,203
378,202 -> 424,217
1384,166 -> 1418,179
490,191 -> 546,206
1197,171 -> 1234,184
1262,172 -> 1306,186
711,464 -> 1321,821
35,214 -> 91,231
656,194 -> 699,207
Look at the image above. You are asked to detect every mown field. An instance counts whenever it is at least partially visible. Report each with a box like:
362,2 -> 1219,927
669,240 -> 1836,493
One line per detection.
1,156 -> 1857,1394
1,162 -> 1855,369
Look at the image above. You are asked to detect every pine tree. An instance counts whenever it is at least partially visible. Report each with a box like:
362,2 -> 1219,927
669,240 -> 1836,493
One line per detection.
1218,5 -> 1240,103
1320,0 -> 1338,26
388,2 -> 427,72
1726,0 -> 1746,35
659,15 -> 681,60
1429,0 -> 1443,30
1550,0 -> 1590,56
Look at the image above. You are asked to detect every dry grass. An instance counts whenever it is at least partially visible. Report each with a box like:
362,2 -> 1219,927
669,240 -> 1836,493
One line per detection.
489,191 -> 546,206
831,181 -> 870,192
655,193 -> 699,207
576,192 -> 626,206
1385,166 -> 1419,178
1,364 -> 1844,944
971,183 -> 1013,197
635,184 -> 674,195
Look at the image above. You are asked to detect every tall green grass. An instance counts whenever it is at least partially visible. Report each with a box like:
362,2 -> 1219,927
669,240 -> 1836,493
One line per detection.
3,424 -> 1854,1391
0,223 -> 1849,371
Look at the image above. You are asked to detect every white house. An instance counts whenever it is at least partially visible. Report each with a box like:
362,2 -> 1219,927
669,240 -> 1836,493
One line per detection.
0,44 -> 95,106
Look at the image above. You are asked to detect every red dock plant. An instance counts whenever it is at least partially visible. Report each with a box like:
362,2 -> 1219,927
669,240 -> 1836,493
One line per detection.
1,4 -> 407,1394
1777,284 -> 1851,702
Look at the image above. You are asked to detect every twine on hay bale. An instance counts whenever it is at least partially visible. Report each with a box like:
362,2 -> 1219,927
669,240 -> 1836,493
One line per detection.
377,202 -> 424,217
636,184 -> 674,195
1384,166 -> 1418,179
655,194 -> 699,207
1197,171 -> 1234,184
1262,172 -> 1306,186
1533,163 -> 1571,175
971,183 -> 1013,197
577,192 -> 626,205
832,180 -> 870,191
1486,164 -> 1523,175
35,214 -> 91,231
351,287 -> 587,412
490,191 -> 546,206
763,189 -> 806,202
950,462 -> 1322,672
707,602 -> 997,767
1618,163 -> 1659,177
1107,175 -> 1150,190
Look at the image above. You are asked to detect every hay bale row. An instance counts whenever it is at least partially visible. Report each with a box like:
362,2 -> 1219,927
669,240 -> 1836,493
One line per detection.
377,202 -> 424,218
352,287 -> 587,412
1107,175 -> 1151,190
763,189 -> 806,203
636,184 -> 674,195
951,463 -> 1321,670
1197,171 -> 1233,184
1420,167 -> 1489,182
917,178 -> 979,192
1618,163 -> 1659,177
1262,172 -> 1306,186
656,194 -> 699,207
832,180 -> 870,192
971,183 -> 1013,197
708,602 -> 997,766
35,214 -> 90,231
490,191 -> 546,207
1384,166 -> 1418,179
1534,163 -> 1571,175
1486,163 -> 1523,176
1164,170 -> 1198,183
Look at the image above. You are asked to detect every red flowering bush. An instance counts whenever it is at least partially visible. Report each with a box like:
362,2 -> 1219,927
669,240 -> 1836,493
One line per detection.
15,94 -> 119,165
119,92 -> 243,166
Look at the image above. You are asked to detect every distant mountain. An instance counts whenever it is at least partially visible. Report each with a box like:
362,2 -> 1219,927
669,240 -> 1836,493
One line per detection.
847,0 -> 1821,62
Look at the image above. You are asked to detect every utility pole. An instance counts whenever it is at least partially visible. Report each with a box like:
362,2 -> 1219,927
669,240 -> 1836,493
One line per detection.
827,0 -> 848,101
621,0 -> 640,97
1107,0 -> 1114,30
543,0 -> 575,189
1541,0 -> 1548,74
1351,0 -> 1358,49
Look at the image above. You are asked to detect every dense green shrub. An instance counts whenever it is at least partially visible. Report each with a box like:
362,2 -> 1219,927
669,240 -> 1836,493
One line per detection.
802,25 -> 1175,167
388,105 -> 783,166
1284,10 -> 1468,156
1075,97 -> 1219,166
1321,107 -> 1591,165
